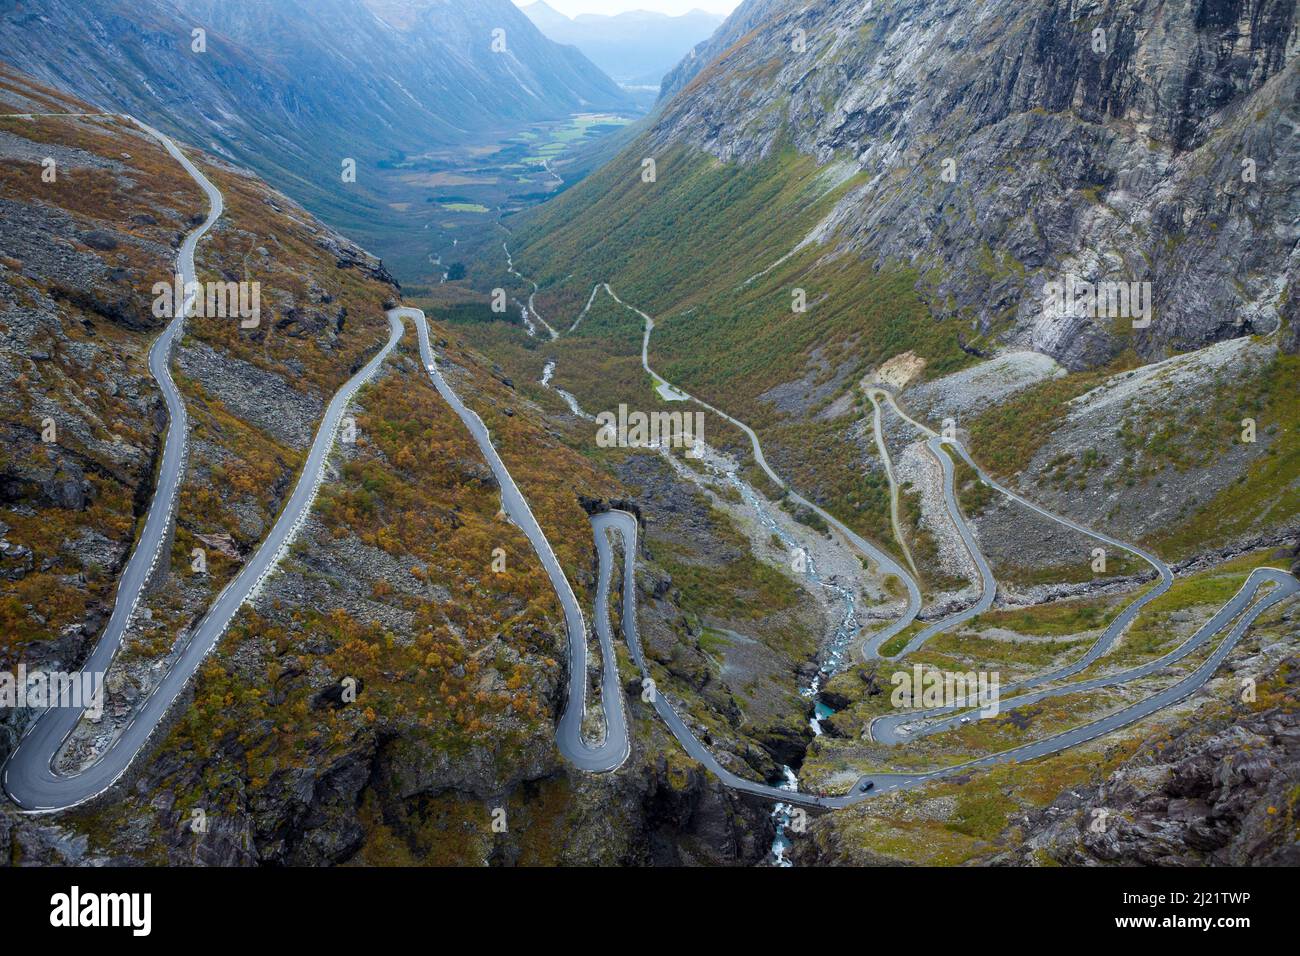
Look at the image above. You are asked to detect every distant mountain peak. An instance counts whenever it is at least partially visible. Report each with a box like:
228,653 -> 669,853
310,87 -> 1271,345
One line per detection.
522,0 -> 724,87
521,1 -> 572,27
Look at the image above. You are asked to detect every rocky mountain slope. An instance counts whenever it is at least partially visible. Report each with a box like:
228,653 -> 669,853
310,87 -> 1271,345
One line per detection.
551,0 -> 1300,370
659,0 -> 787,99
3,0 -> 1297,869
660,0 -> 1297,368
500,0 -> 1297,581
459,0 -> 1300,867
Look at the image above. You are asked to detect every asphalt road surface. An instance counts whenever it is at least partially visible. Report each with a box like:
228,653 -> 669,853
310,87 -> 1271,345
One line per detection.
590,510 -> 1296,807
868,389 -> 1177,741
5,173 -> 1293,815
605,284 -> 925,652
3,118 -> 223,811
575,287 -> 1297,805
397,306 -> 629,772
3,124 -> 403,811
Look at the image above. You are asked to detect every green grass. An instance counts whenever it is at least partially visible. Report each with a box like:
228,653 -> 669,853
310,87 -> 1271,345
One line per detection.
969,595 -> 1120,636
947,787 -> 1021,840
697,626 -> 730,656
1144,351 -> 1300,558
485,135 -> 984,574
516,139 -> 848,313
966,357 -> 1137,478
995,550 -> 1148,589
923,630 -> 1094,672
656,537 -> 801,625
877,620 -> 927,657
954,458 -> 997,516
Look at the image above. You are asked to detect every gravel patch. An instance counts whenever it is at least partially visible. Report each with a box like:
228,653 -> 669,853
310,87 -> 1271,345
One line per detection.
905,350 -> 1065,422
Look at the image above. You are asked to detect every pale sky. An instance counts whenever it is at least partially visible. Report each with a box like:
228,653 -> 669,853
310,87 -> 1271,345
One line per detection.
515,0 -> 742,17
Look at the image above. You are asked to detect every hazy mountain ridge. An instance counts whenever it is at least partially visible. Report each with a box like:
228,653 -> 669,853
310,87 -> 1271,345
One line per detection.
521,1 -> 725,87
0,0 -> 632,248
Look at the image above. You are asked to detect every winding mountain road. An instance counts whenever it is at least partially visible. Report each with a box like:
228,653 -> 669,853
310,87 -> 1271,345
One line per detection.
866,389 -> 917,578
501,237 -> 557,340
590,510 -> 1296,807
866,388 -> 1179,741
3,122 -> 404,812
884,436 -> 997,658
395,306 -> 629,772
2,118 -> 222,811
605,285 -> 926,650
872,568 -> 1272,745
551,286 -> 1296,805
6,135 -> 1293,817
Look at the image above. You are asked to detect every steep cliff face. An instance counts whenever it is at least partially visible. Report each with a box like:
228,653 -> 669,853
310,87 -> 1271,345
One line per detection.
659,0 -> 790,101
653,0 -> 1298,369
502,0 -> 1298,579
